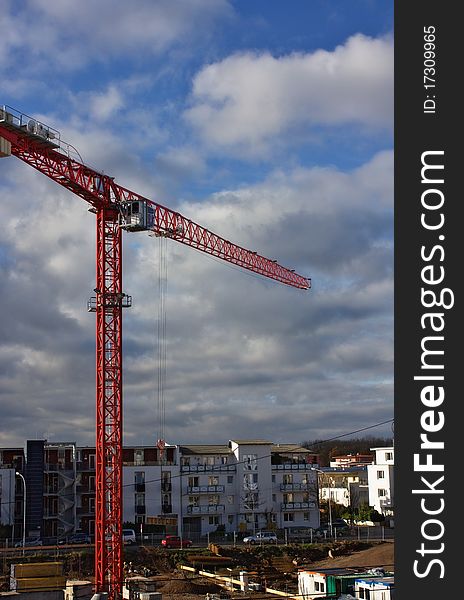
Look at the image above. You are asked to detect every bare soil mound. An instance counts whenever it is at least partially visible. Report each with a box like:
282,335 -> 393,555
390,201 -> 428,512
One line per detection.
306,541 -> 394,571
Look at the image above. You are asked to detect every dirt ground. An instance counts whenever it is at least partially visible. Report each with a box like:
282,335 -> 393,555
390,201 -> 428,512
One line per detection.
159,542 -> 395,599
300,540 -> 394,571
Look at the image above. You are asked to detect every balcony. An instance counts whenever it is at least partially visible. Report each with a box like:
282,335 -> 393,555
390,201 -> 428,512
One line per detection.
45,462 -> 75,472
77,486 -> 95,494
280,483 -> 311,491
77,462 -> 96,472
186,504 -> 225,514
76,506 -> 95,516
272,463 -> 318,471
187,485 -> 224,494
181,464 -> 236,473
122,460 -> 176,467
281,501 -> 316,510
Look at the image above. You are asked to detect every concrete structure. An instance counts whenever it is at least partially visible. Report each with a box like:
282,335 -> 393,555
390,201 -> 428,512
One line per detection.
367,447 -> 394,517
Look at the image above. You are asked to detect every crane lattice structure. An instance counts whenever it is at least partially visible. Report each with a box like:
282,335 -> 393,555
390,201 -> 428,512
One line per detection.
0,105 -> 310,600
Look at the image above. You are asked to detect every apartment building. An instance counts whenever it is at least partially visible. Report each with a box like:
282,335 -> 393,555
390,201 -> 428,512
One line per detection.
0,439 -> 320,541
318,466 -> 369,510
367,447 -> 394,518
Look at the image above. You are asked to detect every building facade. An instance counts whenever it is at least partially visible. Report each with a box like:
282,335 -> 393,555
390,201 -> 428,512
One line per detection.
367,447 -> 394,517
0,439 -> 320,541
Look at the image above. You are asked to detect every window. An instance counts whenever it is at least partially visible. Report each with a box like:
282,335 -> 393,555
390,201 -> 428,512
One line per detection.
377,470 -> 385,479
272,494 -> 276,502
134,449 -> 144,465
283,493 -> 294,503
227,475 -> 234,484
188,496 -> 199,506
227,515 -> 234,524
188,476 -> 199,487
283,474 -> 293,485
135,515 -> 145,524
221,456 -> 228,464
243,492 -> 259,510
303,512 -> 309,521
209,494 -> 220,505
283,513 -> 294,522
272,475 -> 276,483
209,516 -> 220,525
243,454 -> 257,470
135,471 -> 145,485
378,489 -> 387,497
302,492 -> 310,502
227,495 -> 234,504
135,493 -> 145,506
385,452 -> 393,461
243,472 -> 258,490
208,475 -> 219,486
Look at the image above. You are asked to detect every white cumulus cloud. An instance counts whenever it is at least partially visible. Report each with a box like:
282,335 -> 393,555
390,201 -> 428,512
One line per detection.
185,34 -> 393,155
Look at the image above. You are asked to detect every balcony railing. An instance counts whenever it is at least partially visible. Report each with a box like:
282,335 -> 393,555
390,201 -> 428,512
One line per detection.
122,460 -> 176,467
76,506 -> 95,516
45,462 -> 75,472
281,501 -> 316,510
187,504 -> 225,514
280,483 -> 311,491
187,485 -> 225,494
181,464 -> 236,473
272,463 -> 318,470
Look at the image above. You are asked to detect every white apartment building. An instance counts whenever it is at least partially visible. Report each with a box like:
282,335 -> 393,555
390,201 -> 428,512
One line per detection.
367,447 -> 394,517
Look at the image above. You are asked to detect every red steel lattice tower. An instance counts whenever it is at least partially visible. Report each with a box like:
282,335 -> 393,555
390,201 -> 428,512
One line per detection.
0,106 -> 310,600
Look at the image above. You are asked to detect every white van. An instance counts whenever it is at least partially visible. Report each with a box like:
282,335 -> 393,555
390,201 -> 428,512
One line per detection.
122,529 -> 136,545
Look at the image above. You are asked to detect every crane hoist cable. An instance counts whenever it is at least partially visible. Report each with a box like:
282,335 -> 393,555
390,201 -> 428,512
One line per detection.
156,234 -> 168,458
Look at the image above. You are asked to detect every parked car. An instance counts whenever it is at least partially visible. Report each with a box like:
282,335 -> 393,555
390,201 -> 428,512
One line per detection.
15,538 -> 43,547
161,535 -> 192,548
58,533 -> 91,545
243,531 -> 278,544
122,529 -> 136,545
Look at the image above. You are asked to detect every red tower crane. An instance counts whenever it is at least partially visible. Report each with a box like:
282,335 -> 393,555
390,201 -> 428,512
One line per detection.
0,106 -> 310,599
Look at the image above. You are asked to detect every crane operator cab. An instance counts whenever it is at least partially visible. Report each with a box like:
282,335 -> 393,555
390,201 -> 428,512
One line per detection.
120,200 -> 155,231
120,200 -> 185,237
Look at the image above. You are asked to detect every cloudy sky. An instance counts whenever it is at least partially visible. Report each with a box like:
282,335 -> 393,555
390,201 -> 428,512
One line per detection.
0,0 -> 393,448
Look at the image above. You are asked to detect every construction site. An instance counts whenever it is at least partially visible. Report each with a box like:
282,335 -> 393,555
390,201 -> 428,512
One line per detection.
1,539 -> 394,600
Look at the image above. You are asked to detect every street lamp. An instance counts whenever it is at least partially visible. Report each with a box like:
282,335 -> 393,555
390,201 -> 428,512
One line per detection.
15,472 -> 26,554
310,468 -> 332,537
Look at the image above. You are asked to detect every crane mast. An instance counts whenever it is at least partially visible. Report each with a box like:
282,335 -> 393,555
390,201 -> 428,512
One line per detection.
1,106 -> 310,600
